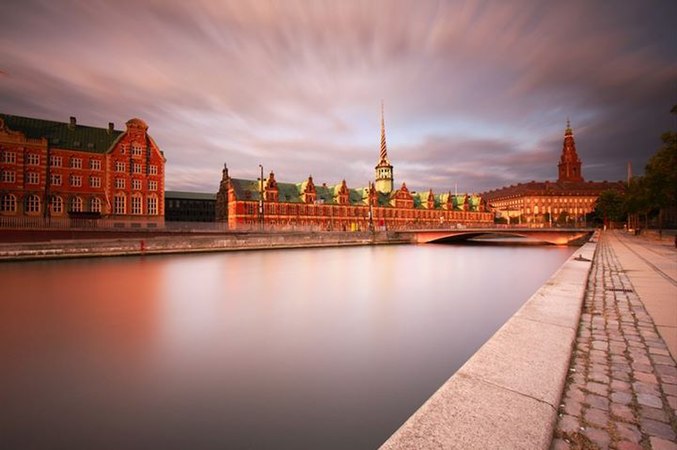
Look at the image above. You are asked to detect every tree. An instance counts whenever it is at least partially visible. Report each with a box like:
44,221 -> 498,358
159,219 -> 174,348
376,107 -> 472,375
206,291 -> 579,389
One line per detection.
593,189 -> 627,226
643,130 -> 677,232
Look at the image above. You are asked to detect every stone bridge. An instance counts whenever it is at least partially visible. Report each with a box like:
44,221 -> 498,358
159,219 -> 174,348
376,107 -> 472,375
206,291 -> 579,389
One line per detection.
395,228 -> 595,245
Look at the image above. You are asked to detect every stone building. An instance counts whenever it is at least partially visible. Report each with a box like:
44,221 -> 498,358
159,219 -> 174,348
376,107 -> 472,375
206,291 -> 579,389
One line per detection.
0,114 -> 166,227
216,106 -> 492,230
482,121 -> 623,225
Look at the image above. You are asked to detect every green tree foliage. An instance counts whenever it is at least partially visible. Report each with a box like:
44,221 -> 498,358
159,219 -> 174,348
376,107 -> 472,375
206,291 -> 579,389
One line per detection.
644,131 -> 677,215
593,190 -> 627,224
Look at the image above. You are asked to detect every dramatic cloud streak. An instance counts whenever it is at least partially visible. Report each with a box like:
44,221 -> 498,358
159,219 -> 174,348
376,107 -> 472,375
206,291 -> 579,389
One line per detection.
1,0 -> 675,193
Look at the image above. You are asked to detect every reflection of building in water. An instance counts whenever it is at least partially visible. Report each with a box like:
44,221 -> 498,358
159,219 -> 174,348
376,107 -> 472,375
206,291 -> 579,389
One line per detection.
0,113 -> 166,226
482,121 -> 623,225
216,105 -> 493,230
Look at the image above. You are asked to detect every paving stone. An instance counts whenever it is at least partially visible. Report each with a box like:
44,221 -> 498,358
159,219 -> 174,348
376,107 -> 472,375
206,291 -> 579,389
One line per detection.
609,403 -> 635,423
616,442 -> 643,450
557,414 -> 581,435
563,396 -> 584,417
632,381 -> 660,396
614,422 -> 642,443
584,407 -> 608,428
667,395 -> 677,411
649,436 -> 677,450
636,393 -> 662,408
640,418 -> 676,441
586,393 -> 610,411
586,381 -> 607,396
610,379 -> 631,392
663,383 -> 677,396
589,372 -> 610,385
638,406 -> 670,423
610,391 -> 633,405
633,371 -> 658,384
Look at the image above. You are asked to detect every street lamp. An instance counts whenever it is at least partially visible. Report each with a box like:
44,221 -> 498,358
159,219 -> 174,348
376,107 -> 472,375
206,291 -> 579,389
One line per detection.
259,164 -> 264,230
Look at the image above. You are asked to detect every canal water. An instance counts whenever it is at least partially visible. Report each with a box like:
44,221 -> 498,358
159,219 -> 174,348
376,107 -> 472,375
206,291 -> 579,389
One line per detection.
0,243 -> 575,449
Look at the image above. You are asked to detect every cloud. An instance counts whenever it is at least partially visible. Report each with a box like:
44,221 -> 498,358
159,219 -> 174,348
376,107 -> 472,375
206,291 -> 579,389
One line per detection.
1,0 -> 675,195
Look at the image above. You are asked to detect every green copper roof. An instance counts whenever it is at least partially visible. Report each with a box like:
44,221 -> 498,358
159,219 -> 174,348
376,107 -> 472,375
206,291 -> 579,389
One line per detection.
0,113 -> 123,154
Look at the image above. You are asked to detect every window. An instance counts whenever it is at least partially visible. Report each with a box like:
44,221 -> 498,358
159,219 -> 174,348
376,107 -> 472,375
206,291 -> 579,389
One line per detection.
1,170 -> 15,183
26,153 -> 40,165
70,158 -> 82,169
1,151 -> 16,164
149,180 -> 157,191
1,194 -> 17,213
115,178 -> 125,189
115,162 -> 125,172
114,193 -> 126,214
132,143 -> 143,156
90,197 -> 102,213
131,194 -> 142,215
50,196 -> 63,214
132,179 -> 142,190
149,165 -> 158,175
147,196 -> 158,215
133,163 -> 142,174
26,172 -> 39,184
89,159 -> 101,170
70,175 -> 82,187
50,174 -> 62,186
89,176 -> 101,188
50,155 -> 62,167
26,194 -> 40,214
69,196 -> 83,212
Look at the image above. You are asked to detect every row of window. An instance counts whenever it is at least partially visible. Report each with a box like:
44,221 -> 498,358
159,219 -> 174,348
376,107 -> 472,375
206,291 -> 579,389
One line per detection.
0,193 -> 159,215
120,143 -> 146,156
243,202 -> 486,219
1,152 -> 159,175
114,162 -> 158,175
1,171 -> 158,191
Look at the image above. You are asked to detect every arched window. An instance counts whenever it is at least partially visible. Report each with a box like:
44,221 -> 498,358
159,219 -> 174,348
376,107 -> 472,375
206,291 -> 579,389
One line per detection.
131,194 -> 143,215
90,197 -> 102,213
114,193 -> 126,215
147,195 -> 158,215
26,194 -> 41,214
50,196 -> 64,214
69,196 -> 83,213
1,194 -> 17,213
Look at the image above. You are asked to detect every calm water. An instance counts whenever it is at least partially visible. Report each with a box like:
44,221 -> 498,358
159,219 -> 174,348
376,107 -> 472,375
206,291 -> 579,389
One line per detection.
0,244 -> 575,449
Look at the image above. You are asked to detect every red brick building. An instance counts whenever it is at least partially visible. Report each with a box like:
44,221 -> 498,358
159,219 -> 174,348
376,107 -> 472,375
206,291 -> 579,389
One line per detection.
216,107 -> 493,230
482,121 -> 623,225
0,114 -> 166,227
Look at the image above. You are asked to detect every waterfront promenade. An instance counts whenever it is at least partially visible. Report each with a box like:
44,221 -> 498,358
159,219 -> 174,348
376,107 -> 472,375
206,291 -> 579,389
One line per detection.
552,230 -> 677,449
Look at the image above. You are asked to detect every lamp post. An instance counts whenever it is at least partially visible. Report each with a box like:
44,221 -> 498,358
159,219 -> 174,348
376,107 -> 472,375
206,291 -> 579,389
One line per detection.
259,164 -> 264,231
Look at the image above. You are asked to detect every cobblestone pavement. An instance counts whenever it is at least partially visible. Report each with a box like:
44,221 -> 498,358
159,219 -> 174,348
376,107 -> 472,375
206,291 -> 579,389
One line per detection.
551,231 -> 677,450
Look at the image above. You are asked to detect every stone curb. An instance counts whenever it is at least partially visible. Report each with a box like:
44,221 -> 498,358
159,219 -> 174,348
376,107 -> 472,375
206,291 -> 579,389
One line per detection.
380,235 -> 598,449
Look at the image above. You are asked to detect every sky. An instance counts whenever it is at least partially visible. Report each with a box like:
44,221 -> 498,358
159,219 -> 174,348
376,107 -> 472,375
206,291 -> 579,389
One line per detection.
1,0 -> 676,195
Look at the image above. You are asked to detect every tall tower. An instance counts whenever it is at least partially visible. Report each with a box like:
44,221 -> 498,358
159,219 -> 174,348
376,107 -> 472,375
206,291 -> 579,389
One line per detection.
375,102 -> 394,194
557,119 -> 584,183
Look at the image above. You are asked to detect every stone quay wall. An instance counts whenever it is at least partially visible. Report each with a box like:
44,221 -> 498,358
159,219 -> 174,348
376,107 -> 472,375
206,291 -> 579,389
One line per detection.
0,231 -> 408,261
380,233 -> 598,449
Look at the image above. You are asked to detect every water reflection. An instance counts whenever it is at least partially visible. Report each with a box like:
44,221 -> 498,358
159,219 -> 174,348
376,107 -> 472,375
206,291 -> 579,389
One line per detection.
0,244 -> 574,449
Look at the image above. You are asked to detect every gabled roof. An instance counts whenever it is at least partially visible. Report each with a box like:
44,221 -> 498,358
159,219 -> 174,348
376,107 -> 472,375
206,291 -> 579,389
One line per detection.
0,113 -> 123,154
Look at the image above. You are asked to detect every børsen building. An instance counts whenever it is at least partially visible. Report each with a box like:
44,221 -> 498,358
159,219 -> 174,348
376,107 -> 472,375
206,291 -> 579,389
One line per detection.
216,107 -> 492,230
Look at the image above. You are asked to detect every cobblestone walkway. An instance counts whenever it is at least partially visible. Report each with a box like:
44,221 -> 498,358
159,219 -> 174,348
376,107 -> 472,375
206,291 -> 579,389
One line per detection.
551,233 -> 677,449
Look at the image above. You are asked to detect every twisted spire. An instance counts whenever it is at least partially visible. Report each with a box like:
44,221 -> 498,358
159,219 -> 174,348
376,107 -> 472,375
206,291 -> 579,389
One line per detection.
380,100 -> 388,162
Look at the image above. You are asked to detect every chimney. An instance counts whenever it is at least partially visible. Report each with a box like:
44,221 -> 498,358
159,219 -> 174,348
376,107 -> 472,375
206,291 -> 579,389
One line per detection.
108,122 -> 114,134
69,116 -> 76,129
